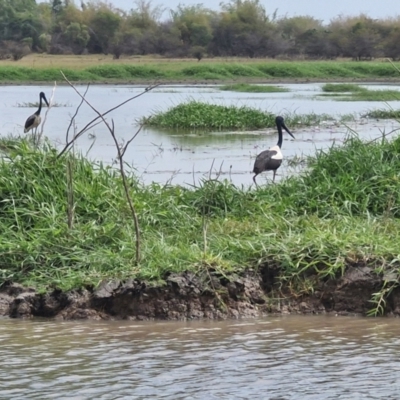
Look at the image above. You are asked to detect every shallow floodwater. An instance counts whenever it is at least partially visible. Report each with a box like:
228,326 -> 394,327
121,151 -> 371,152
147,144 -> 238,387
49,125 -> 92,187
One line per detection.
1,83 -> 399,186
1,316 -> 400,399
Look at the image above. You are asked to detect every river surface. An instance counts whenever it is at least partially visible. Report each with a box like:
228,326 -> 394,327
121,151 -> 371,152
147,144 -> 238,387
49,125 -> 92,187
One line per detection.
1,315 -> 400,399
1,83 -> 399,186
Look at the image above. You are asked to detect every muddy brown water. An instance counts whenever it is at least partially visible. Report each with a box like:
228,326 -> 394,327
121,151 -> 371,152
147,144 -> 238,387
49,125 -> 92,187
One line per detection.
1,83 -> 400,186
1,315 -> 400,399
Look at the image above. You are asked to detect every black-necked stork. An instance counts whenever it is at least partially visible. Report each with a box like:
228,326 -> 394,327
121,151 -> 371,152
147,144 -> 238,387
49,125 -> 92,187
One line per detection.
252,116 -> 295,185
24,92 -> 49,134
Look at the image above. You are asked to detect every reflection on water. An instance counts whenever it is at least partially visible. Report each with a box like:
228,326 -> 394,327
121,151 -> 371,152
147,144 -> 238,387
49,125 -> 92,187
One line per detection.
1,316 -> 400,399
1,83 -> 399,186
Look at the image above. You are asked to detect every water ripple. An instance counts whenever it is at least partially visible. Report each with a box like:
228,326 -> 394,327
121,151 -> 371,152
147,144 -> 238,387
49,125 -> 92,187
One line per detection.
1,316 -> 400,399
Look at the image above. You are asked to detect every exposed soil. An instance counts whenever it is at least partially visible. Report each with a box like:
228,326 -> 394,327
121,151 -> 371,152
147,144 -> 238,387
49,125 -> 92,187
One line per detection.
1,263 -> 399,320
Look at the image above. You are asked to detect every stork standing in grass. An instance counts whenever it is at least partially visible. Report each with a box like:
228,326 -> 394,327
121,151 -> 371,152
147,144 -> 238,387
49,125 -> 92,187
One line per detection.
24,92 -> 49,135
252,116 -> 295,185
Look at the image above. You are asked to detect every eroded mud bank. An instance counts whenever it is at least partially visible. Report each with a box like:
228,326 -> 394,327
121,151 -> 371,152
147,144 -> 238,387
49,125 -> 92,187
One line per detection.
1,264 -> 399,320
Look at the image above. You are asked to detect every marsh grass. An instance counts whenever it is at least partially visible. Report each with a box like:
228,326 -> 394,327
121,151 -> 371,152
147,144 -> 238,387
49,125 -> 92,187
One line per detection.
144,101 -> 335,130
1,56 -> 400,82
1,134 -> 400,317
322,83 -> 365,92
219,83 -> 289,92
346,89 -> 400,101
321,83 -> 400,101
16,101 -> 70,108
144,102 -> 275,130
364,109 -> 400,119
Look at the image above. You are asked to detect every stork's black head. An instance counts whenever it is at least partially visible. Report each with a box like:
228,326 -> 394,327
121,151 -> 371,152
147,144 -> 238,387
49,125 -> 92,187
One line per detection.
40,92 -> 50,107
276,116 -> 294,139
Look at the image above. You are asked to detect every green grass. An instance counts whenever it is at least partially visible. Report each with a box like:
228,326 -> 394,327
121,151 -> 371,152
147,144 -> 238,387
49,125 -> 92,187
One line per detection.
346,89 -> 400,101
321,83 -> 400,101
144,101 -> 334,130
144,102 -> 275,130
364,108 -> 400,119
219,83 -> 289,92
322,83 -> 366,92
16,101 -> 70,108
1,134 -> 400,317
1,59 -> 400,83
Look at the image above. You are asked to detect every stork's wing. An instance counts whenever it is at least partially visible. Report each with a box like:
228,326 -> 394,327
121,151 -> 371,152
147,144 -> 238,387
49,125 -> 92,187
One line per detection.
253,149 -> 277,173
24,114 -> 36,131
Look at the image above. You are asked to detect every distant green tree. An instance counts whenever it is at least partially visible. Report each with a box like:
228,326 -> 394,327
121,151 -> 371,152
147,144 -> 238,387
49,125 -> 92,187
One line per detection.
63,22 -> 89,54
0,0 -> 45,49
383,27 -> 400,60
210,0 -> 271,57
86,3 -> 122,54
171,4 -> 214,48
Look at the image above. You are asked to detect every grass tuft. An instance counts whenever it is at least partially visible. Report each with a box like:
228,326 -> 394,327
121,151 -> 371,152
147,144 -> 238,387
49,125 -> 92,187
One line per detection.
144,101 -> 275,130
364,109 -> 400,119
144,101 -> 334,130
322,83 -> 365,92
321,83 -> 400,101
219,83 -> 289,92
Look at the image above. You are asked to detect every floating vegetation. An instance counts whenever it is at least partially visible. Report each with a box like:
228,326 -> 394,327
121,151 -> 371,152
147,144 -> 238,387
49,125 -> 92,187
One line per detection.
144,101 -> 336,130
322,83 -> 365,92
363,109 -> 400,119
144,101 -> 275,130
219,83 -> 289,93
320,83 -> 400,101
346,89 -> 400,101
16,101 -> 71,108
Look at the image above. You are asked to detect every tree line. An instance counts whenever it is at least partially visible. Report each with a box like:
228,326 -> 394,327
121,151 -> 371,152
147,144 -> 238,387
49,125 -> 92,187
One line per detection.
1,0 -> 400,61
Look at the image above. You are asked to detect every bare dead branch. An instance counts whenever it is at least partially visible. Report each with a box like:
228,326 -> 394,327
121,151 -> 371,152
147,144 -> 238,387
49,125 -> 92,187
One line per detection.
66,83 -> 90,143
366,127 -> 400,145
120,122 -> 145,159
60,71 -> 143,264
57,74 -> 160,159
108,119 -> 142,264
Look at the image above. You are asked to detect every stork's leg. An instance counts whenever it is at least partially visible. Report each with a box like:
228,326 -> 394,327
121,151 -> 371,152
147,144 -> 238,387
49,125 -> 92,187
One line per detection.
33,127 -> 37,146
253,174 -> 259,187
272,170 -> 276,183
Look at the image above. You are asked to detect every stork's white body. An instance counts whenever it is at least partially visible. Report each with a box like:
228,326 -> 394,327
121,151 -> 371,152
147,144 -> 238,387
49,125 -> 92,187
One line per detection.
252,116 -> 294,185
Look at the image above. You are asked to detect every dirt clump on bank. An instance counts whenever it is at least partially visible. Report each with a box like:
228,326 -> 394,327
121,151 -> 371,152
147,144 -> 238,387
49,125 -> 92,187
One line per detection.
0,264 -> 398,320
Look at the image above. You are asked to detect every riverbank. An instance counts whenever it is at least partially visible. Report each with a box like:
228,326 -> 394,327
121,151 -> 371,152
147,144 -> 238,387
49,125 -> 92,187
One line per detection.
1,56 -> 400,85
0,136 -> 400,319
1,262 -> 398,320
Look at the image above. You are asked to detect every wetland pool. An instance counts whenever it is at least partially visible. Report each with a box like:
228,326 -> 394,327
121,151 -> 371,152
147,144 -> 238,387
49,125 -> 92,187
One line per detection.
1,82 -> 399,186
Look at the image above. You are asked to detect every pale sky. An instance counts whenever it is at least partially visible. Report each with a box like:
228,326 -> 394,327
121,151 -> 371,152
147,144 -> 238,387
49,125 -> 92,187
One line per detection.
106,0 -> 399,23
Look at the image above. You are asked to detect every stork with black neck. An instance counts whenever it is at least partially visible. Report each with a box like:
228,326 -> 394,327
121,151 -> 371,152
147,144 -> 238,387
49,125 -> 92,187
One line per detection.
252,116 -> 294,185
24,92 -> 49,134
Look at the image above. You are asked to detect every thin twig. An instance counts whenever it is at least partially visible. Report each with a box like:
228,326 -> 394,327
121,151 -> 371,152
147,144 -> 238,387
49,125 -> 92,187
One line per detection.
108,120 -> 141,263
57,77 -> 160,159
66,83 -> 90,144
61,71 -> 143,264
366,127 -> 400,145
120,122 -> 146,159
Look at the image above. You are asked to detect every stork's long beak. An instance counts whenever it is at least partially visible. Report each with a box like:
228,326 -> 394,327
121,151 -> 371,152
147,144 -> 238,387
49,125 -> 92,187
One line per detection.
41,93 -> 50,107
282,122 -> 295,139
